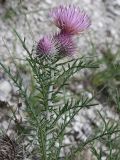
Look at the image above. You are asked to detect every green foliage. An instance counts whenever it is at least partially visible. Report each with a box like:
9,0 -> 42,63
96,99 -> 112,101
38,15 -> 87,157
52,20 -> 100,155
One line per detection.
83,43 -> 120,160
4,7 -> 17,20
91,110 -> 120,160
89,44 -> 120,107
0,31 -> 120,160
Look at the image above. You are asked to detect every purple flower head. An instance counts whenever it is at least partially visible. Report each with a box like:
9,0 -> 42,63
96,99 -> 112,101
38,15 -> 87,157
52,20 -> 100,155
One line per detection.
54,33 -> 76,56
36,35 -> 55,56
50,5 -> 91,35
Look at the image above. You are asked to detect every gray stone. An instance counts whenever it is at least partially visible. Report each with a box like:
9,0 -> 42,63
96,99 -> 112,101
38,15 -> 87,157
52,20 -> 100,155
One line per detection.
0,80 -> 12,101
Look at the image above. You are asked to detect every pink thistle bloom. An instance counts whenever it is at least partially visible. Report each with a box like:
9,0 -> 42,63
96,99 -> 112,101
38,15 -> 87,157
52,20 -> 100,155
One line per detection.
36,36 -> 55,56
54,33 -> 76,56
50,5 -> 91,35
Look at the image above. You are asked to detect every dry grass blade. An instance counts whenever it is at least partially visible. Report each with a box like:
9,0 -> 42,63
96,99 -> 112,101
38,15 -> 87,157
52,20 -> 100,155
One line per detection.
0,135 -> 23,160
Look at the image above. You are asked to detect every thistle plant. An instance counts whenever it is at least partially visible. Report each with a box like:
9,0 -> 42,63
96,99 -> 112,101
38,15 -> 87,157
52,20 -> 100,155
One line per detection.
1,4 -> 120,160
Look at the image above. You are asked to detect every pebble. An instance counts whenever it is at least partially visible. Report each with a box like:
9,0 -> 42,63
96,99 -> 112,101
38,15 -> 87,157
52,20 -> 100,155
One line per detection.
0,80 -> 12,101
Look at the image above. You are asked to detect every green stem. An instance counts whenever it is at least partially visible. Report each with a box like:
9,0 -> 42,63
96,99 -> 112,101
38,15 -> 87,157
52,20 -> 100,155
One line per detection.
66,129 -> 120,159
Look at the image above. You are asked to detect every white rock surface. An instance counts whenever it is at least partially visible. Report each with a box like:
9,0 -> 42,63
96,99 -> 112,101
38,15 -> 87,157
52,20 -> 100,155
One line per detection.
0,80 -> 12,101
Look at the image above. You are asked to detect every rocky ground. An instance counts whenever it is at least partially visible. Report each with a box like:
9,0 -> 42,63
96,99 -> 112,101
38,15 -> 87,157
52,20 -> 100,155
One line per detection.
0,0 -> 120,159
